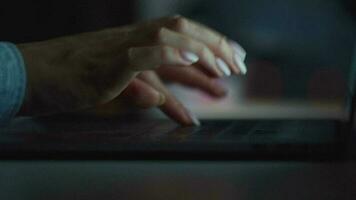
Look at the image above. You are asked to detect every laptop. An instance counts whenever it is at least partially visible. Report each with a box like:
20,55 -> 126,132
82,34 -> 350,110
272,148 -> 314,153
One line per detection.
0,49 -> 356,161
0,96 -> 354,161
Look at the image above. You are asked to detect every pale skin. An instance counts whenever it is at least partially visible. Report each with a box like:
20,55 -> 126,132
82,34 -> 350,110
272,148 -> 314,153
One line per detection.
16,16 -> 247,126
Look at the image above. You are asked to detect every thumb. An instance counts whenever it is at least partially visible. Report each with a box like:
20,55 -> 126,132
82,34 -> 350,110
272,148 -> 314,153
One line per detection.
120,78 -> 166,108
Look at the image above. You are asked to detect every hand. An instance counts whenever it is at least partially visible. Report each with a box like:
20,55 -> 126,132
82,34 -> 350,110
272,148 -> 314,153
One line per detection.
114,70 -> 228,126
17,15 -> 247,120
117,17 -> 247,126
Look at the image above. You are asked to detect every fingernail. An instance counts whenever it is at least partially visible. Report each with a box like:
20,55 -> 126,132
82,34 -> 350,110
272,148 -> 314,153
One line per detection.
181,51 -> 199,64
233,53 -> 247,75
229,40 -> 246,61
158,93 -> 166,106
216,58 -> 231,76
185,108 -> 201,126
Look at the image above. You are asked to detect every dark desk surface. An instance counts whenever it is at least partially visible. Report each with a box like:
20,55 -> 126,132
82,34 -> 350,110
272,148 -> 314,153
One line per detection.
1,114 -> 356,199
0,161 -> 355,200
0,114 -> 350,160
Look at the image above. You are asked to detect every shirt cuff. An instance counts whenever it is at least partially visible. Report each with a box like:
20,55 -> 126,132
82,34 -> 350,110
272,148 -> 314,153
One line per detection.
0,42 -> 26,124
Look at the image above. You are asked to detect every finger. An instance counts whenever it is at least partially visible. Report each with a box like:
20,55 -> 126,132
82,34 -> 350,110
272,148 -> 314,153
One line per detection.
166,16 -> 245,75
120,78 -> 166,108
229,40 -> 247,75
138,72 -> 200,126
157,28 -> 224,77
128,45 -> 199,71
157,66 -> 228,97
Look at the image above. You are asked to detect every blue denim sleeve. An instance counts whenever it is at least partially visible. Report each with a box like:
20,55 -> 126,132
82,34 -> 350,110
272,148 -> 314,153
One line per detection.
0,42 -> 26,125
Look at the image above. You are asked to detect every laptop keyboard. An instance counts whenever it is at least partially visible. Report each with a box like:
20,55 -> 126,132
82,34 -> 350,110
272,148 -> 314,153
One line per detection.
166,120 -> 338,144
0,117 -> 338,145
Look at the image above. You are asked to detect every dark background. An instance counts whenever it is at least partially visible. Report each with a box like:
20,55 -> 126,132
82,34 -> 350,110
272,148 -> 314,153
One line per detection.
0,1 -> 135,42
1,0 -> 356,104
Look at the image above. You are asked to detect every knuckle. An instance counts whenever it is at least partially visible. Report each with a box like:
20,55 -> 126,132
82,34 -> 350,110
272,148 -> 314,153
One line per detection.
182,38 -> 195,49
173,16 -> 189,32
217,36 -> 234,60
155,27 -> 169,43
170,14 -> 183,20
160,45 -> 170,52
183,68 -> 200,81
218,36 -> 228,49
200,46 -> 211,57
200,46 -> 214,60
160,45 -> 173,61
207,80 -> 217,90
128,80 -> 141,95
